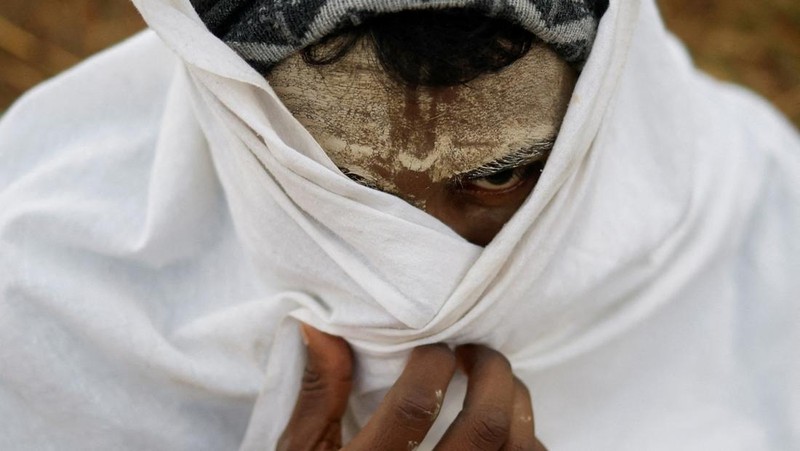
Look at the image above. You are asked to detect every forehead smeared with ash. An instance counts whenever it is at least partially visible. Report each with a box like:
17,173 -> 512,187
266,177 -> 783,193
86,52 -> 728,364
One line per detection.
267,38 -> 576,196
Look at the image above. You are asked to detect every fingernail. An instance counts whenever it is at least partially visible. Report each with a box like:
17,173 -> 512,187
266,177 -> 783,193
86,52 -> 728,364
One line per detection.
299,323 -> 311,346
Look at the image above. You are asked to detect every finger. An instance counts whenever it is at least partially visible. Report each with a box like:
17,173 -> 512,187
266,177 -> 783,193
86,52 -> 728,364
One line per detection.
434,345 -> 515,451
501,378 -> 545,451
347,344 -> 456,451
277,324 -> 354,451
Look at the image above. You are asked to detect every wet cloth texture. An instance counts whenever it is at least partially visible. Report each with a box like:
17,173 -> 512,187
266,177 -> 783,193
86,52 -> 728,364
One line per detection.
1,0 -> 799,450
190,0 -> 608,71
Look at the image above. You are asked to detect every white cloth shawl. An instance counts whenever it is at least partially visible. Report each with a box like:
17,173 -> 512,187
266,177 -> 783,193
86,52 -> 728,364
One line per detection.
1,0 -> 799,449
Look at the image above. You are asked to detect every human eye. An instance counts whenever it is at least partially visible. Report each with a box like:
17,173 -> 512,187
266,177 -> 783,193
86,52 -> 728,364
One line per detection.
459,160 -> 545,193
466,167 -> 526,191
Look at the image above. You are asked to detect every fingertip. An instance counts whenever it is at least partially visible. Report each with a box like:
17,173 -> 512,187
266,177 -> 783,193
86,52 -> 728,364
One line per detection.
513,377 -> 531,398
300,323 -> 342,348
406,343 -> 457,383
301,323 -> 353,377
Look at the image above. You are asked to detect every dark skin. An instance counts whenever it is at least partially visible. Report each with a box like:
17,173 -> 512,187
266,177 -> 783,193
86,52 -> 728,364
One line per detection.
272,22 -> 571,449
426,169 -> 545,246
267,41 -> 576,246
278,325 -> 548,450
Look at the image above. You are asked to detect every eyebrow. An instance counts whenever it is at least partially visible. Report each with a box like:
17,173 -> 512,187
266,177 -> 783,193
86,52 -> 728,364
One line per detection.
456,138 -> 556,179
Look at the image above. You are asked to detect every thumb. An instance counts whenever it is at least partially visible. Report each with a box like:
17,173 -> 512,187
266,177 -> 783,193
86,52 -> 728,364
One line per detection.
277,324 -> 354,451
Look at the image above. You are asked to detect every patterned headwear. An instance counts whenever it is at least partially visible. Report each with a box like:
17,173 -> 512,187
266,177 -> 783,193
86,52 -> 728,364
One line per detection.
190,0 -> 609,73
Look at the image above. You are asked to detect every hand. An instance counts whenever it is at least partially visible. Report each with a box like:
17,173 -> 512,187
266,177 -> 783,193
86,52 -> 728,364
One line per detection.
277,324 -> 547,450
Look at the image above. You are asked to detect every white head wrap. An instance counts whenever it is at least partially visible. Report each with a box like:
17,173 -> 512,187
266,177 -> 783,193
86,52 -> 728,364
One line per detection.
1,0 -> 798,449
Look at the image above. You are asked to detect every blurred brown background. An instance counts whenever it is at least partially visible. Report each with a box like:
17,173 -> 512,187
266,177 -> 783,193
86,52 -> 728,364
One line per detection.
0,0 -> 798,125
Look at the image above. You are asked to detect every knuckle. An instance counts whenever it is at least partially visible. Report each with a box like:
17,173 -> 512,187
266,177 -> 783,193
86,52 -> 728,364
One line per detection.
300,365 -> 352,401
466,408 -> 511,447
391,388 -> 441,429
302,352 -> 354,390
301,366 -> 326,393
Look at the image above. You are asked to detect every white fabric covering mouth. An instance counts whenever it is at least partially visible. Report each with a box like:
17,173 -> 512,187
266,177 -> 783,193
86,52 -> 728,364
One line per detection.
1,0 -> 799,449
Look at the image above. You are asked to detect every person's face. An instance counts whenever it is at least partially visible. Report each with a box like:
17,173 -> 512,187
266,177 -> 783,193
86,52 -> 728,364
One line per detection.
267,38 -> 577,246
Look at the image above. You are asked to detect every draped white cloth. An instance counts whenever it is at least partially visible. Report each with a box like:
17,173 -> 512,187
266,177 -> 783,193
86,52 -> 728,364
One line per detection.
1,0 -> 798,448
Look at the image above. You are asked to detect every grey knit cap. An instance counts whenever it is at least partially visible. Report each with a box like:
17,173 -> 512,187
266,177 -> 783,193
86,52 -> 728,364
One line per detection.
191,0 -> 608,72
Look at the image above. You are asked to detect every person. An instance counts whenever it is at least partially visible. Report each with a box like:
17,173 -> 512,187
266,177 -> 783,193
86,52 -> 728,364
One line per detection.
261,9 -> 580,247
0,0 -> 798,450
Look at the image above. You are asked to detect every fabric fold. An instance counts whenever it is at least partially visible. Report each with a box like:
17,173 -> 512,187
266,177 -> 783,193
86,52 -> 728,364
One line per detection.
1,0 -> 798,448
